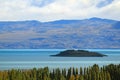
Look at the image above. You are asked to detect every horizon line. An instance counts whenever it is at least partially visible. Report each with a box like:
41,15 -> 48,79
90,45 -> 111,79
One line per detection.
0,17 -> 119,22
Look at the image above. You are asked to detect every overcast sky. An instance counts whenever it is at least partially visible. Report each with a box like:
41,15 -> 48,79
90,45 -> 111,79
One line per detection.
0,0 -> 120,22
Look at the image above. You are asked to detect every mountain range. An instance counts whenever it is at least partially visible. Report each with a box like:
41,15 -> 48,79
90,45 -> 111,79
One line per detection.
0,17 -> 120,49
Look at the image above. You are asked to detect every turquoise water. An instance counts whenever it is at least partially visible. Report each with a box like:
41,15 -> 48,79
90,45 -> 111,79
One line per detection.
0,49 -> 120,70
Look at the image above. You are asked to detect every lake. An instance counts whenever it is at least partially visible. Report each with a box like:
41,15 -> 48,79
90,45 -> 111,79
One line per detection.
0,49 -> 120,70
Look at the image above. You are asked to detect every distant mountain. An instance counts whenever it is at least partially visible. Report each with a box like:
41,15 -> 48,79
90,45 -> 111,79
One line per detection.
0,17 -> 120,49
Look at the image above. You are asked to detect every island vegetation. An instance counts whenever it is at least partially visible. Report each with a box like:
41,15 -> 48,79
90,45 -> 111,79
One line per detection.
0,64 -> 119,80
51,50 -> 107,57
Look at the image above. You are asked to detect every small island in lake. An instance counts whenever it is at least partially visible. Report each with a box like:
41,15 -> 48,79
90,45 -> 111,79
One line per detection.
51,50 -> 107,57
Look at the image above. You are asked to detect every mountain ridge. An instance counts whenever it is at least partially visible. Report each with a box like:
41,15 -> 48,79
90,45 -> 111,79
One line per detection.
0,17 -> 120,49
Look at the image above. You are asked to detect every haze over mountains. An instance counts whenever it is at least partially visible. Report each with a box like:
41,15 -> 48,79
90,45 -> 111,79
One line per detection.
0,17 -> 120,49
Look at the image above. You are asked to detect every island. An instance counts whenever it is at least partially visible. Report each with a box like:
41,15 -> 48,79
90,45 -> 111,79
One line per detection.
50,50 -> 107,57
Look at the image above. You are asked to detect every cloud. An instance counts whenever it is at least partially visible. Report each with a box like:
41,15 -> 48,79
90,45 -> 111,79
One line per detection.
0,0 -> 120,22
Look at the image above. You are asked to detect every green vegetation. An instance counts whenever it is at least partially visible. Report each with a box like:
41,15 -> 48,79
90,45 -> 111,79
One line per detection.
51,50 -> 107,57
0,64 -> 119,80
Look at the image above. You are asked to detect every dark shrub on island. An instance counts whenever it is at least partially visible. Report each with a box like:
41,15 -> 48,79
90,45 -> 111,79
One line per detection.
51,50 -> 107,57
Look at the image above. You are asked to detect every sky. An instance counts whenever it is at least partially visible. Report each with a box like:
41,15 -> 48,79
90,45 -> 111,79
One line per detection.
0,0 -> 120,22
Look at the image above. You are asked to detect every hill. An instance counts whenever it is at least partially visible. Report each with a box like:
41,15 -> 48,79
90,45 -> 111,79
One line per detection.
0,17 -> 120,48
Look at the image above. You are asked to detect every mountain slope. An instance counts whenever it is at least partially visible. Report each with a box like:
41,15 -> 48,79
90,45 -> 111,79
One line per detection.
0,18 -> 120,49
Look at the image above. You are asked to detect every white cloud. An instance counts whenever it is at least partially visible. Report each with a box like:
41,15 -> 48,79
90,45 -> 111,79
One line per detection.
0,0 -> 120,22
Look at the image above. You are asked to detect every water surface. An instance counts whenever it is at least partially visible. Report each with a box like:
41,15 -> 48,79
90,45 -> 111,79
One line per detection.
0,49 -> 120,70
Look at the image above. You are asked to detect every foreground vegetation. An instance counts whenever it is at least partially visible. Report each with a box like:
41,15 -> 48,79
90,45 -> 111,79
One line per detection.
0,64 -> 119,80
